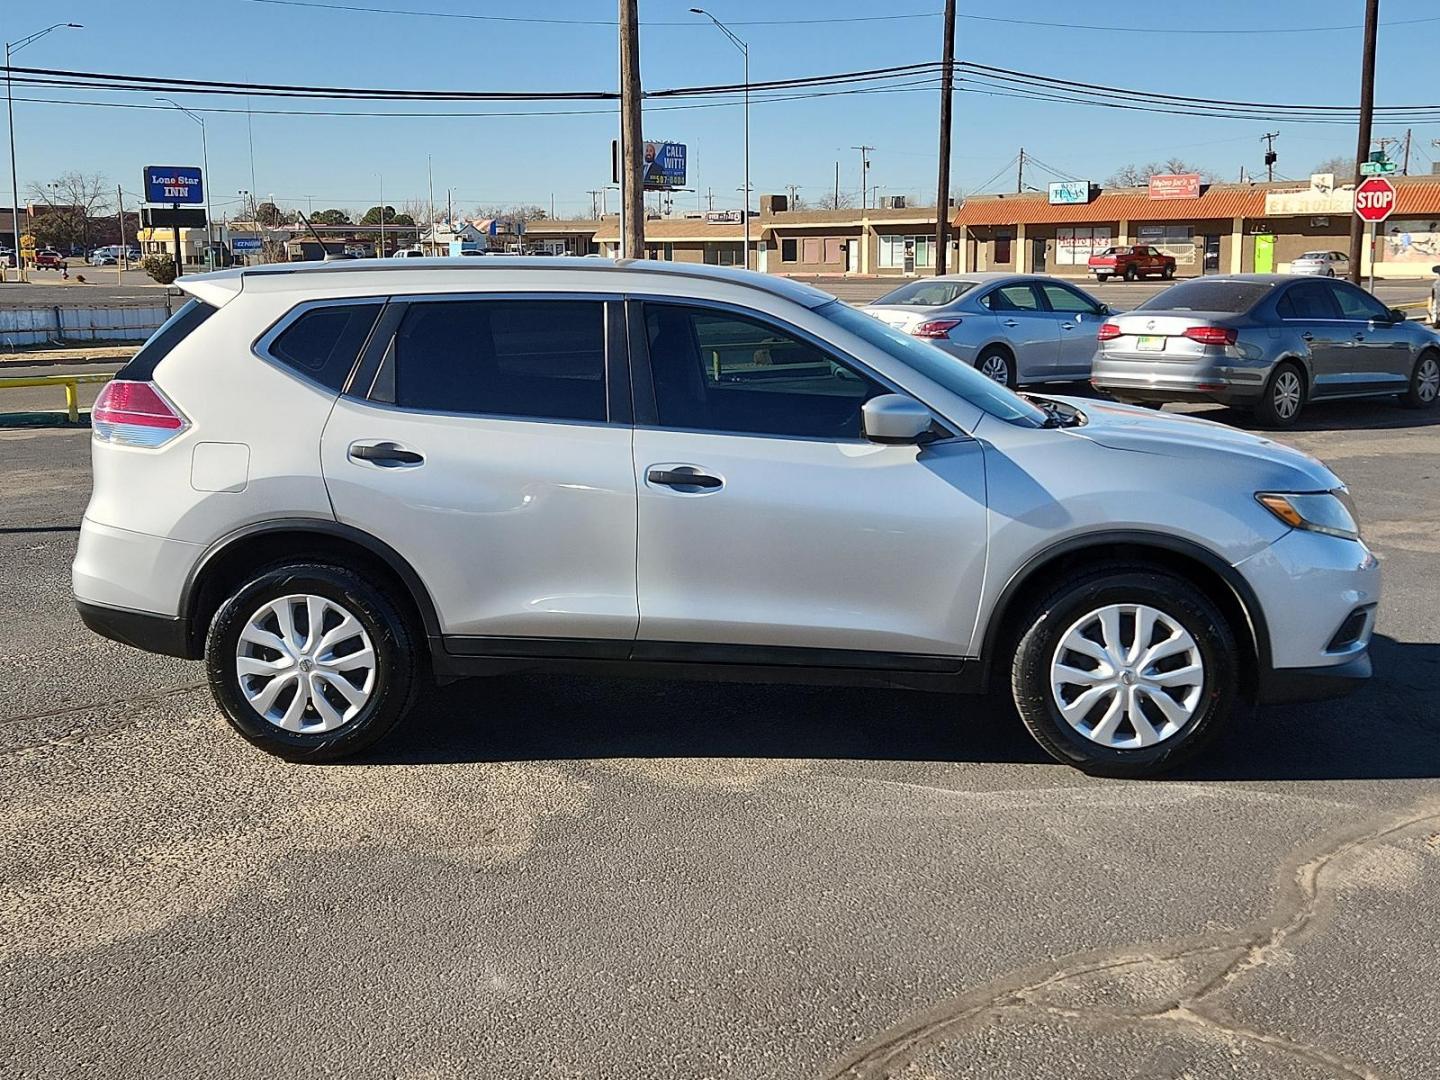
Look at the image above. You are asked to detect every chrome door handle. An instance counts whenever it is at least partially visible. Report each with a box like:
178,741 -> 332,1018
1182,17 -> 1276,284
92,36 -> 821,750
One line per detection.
1354,333 -> 1365,341
1002,319 -> 1020,327
1060,322 -> 1075,330
1301,332 -> 1314,342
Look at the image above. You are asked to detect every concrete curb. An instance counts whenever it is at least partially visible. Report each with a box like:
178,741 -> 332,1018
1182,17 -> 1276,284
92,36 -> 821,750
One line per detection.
0,410 -> 89,428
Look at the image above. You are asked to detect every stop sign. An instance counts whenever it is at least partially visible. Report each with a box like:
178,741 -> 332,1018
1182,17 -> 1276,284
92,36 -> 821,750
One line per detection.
1354,176 -> 1397,223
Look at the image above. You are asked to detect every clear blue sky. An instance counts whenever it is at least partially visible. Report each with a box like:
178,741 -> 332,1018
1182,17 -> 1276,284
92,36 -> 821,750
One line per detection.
6,0 -> 1439,220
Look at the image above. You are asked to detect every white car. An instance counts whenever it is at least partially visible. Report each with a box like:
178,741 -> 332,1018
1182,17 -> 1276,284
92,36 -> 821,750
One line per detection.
391,247 -> 426,258
74,258 -> 1378,776
1289,250 -> 1350,277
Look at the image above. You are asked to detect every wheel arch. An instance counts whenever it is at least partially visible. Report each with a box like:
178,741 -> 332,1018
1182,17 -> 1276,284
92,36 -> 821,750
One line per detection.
180,518 -> 442,659
978,530 -> 1269,700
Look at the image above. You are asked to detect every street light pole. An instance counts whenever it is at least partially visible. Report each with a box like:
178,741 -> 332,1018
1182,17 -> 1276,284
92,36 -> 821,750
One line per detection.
157,98 -> 213,270
691,9 -> 750,270
5,23 -> 82,282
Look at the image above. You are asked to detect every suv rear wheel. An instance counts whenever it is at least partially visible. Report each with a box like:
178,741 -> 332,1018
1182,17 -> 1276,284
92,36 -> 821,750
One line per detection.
1009,568 -> 1237,777
206,562 -> 419,761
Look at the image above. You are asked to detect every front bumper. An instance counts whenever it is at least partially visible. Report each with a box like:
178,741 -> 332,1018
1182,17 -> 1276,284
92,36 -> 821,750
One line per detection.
1256,650 -> 1371,705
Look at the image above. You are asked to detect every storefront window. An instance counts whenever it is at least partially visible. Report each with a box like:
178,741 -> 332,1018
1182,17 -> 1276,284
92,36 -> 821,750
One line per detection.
1137,225 -> 1196,265
781,238 -> 798,262
878,235 -> 935,269
1056,226 -> 1113,266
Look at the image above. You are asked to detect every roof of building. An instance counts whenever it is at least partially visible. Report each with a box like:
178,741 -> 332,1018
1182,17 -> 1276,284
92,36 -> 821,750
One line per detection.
953,176 -> 1440,227
523,219 -> 602,235
591,219 -> 745,242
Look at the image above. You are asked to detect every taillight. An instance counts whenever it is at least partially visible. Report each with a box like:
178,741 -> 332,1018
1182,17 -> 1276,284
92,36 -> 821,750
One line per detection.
92,380 -> 189,447
1182,326 -> 1238,346
911,318 -> 961,339
1096,322 -> 1122,341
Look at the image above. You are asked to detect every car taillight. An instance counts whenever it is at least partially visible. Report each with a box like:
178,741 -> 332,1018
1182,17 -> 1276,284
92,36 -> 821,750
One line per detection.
1096,322 -> 1122,341
911,318 -> 961,339
1182,326 -> 1238,346
92,380 -> 189,447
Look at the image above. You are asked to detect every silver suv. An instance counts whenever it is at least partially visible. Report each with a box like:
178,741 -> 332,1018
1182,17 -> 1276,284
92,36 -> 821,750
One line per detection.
75,259 -> 1379,776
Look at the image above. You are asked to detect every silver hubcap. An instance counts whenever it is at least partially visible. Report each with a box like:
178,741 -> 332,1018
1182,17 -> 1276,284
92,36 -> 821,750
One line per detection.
1050,603 -> 1204,750
1272,370 -> 1302,419
1418,357 -> 1439,402
979,354 -> 1010,384
235,594 -> 376,733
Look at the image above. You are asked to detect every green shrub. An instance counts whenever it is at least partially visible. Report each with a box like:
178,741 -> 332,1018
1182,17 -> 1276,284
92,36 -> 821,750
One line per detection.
141,255 -> 177,285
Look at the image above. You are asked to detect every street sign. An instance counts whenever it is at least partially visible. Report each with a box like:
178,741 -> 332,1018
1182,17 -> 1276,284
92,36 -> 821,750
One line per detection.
143,165 -> 204,205
1354,177 -> 1397,222
1360,160 -> 1397,176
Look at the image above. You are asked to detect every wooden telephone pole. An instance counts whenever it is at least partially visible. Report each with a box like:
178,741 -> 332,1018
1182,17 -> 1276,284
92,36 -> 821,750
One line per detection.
933,0 -> 957,275
619,0 -> 644,259
1347,0 -> 1379,285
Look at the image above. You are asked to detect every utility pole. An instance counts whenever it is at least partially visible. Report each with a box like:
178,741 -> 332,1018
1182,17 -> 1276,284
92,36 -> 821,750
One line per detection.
427,155 -> 435,251
116,184 -> 126,282
586,189 -> 601,219
1261,131 -> 1279,182
1402,128 -> 1412,175
833,162 -> 839,208
706,186 -> 715,211
1016,147 -> 1025,194
1348,0 -> 1379,285
933,0 -> 957,275
851,145 -> 873,210
785,184 -> 801,208
618,0 -> 644,259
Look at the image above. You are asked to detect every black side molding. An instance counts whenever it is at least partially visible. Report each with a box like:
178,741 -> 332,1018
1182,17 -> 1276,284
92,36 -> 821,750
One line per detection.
1255,650 -> 1371,705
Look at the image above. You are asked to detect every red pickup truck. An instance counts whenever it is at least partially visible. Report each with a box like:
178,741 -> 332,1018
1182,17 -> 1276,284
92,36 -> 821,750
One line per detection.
31,249 -> 67,269
1088,244 -> 1176,282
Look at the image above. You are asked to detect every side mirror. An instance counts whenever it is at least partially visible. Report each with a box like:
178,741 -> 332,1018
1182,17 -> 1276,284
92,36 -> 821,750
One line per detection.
1431,265 -> 1440,275
862,394 -> 935,445
1097,303 -> 1111,316
1389,308 -> 1409,323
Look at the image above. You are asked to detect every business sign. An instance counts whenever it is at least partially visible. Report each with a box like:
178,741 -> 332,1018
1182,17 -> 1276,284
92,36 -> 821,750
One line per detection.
141,207 -> 207,229
1148,173 -> 1202,200
1047,180 -> 1091,205
642,141 -> 687,191
231,237 -> 262,252
143,165 -> 204,205
1265,174 -> 1354,216
705,209 -> 743,224
1354,177 -> 1397,223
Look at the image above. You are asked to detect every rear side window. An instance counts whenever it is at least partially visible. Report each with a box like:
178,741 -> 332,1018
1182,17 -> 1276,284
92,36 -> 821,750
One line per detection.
391,299 -> 606,422
117,298 -> 215,380
1137,280 -> 1271,313
1277,282 -> 1339,320
268,303 -> 383,390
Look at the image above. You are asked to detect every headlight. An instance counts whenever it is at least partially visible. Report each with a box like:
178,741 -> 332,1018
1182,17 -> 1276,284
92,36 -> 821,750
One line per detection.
1255,490 -> 1360,541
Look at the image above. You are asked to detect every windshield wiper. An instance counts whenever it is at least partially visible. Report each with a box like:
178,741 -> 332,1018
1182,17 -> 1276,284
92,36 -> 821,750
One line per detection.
1025,394 -> 1083,428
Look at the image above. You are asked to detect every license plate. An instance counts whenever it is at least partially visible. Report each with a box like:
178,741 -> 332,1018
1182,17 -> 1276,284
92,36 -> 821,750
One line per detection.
1135,335 -> 1166,352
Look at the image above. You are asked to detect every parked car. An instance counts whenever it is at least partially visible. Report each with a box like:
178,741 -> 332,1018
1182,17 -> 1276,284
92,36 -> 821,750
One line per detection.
391,247 -> 426,258
1430,264 -> 1439,328
1090,275 -> 1440,425
1289,250 -> 1350,277
75,258 -> 1380,777
31,249 -> 66,269
862,273 -> 1111,387
1089,245 -> 1176,282
88,248 -> 117,265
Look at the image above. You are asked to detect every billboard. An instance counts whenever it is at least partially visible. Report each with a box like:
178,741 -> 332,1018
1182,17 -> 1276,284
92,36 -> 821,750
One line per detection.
1047,180 -> 1091,205
144,165 -> 204,205
1148,173 -> 1201,200
642,141 -> 687,191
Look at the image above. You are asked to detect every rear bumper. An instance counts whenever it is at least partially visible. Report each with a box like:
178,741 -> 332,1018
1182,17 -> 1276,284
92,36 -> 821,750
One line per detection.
77,600 -> 196,659
1090,352 -> 1270,405
1257,650 -> 1371,705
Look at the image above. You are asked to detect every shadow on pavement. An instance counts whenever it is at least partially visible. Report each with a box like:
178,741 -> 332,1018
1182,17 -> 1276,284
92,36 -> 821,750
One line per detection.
360,634 -> 1439,782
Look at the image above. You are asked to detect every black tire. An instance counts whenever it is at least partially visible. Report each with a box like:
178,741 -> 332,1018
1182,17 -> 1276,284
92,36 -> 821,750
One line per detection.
1254,361 -> 1306,427
1095,274 -> 1110,283
1399,349 -> 1439,409
1161,264 -> 1175,279
1010,567 -> 1238,778
206,562 -> 419,761
1123,265 -> 1138,282
975,346 -> 1017,389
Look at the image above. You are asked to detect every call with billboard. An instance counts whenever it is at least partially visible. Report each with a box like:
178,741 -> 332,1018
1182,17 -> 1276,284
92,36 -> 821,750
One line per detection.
642,141 -> 686,190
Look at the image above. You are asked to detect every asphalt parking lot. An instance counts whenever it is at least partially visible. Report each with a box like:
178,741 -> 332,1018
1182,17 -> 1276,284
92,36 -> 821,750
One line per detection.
3,393 -> 1438,1079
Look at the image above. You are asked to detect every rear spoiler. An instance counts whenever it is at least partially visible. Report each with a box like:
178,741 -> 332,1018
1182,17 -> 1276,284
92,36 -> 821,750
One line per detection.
175,269 -> 245,308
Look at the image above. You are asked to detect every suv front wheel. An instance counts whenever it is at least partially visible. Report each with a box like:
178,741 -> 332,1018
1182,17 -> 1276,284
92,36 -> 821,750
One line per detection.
206,562 -> 419,761
1009,568 -> 1237,777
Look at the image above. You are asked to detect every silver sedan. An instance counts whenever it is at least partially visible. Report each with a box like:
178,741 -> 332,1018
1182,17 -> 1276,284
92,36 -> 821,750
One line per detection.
861,272 -> 1110,387
1289,250 -> 1350,277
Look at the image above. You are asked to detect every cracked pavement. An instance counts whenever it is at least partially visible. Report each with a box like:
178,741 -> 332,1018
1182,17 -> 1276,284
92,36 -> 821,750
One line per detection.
2,400 -> 1439,1079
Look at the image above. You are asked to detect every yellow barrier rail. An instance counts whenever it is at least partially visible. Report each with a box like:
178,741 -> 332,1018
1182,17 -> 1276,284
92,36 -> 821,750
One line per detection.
0,372 -> 114,423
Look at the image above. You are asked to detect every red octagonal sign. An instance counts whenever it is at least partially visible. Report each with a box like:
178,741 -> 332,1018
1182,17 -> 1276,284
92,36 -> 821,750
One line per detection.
1354,176 -> 1397,222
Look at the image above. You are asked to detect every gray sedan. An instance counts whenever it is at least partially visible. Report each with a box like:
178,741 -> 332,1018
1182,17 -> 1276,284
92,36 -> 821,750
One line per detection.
1091,274 -> 1440,426
861,272 -> 1110,387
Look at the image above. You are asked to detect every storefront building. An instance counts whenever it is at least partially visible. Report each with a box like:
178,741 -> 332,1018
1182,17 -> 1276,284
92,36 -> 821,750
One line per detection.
758,195 -> 953,277
953,175 -> 1440,280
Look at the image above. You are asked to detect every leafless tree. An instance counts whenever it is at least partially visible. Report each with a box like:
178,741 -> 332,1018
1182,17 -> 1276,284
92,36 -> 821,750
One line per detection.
1313,156 -> 1356,178
815,190 -> 856,210
1105,159 -> 1214,188
25,171 -> 111,250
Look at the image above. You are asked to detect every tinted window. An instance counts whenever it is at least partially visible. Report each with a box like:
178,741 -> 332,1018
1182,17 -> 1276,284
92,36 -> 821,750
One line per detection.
644,304 -> 881,439
1040,283 -> 1101,314
392,299 -> 606,421
873,280 -> 977,307
1330,282 -> 1390,321
1137,280 -> 1271,313
781,239 -> 798,262
269,303 -> 383,390
983,284 -> 1043,312
1277,282 -> 1339,320
118,298 -> 216,380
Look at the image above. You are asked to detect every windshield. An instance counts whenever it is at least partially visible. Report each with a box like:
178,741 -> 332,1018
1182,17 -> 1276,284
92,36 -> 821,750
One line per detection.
1299,251 -> 1329,260
819,301 -> 1048,427
1137,279 -> 1272,314
872,280 -> 978,307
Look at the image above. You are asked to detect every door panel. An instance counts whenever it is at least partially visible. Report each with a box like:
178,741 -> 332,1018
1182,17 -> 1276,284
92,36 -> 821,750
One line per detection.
1329,281 -> 1412,388
982,283 -> 1059,380
1277,281 -> 1349,393
321,297 -> 638,639
1038,283 -> 1104,376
